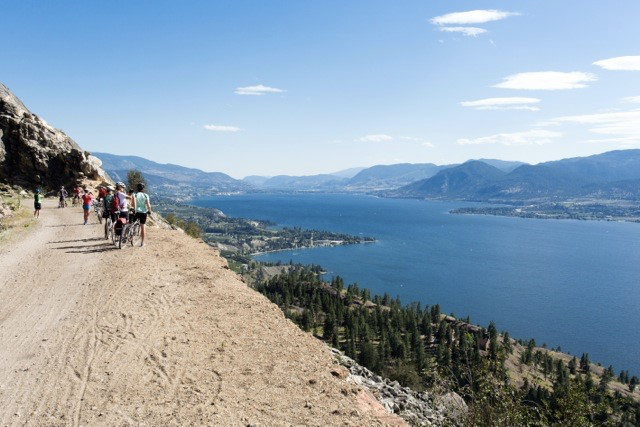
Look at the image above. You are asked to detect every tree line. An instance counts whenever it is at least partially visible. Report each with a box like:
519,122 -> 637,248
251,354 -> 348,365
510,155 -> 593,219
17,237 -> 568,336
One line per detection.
256,266 -> 640,426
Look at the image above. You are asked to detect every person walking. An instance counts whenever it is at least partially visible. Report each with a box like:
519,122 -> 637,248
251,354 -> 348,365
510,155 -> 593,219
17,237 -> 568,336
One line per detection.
33,188 -> 42,218
58,186 -> 68,208
133,183 -> 152,247
82,189 -> 93,225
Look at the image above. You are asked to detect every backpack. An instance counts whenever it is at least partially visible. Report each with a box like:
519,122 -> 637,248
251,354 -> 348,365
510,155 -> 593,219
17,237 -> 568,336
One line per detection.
110,193 -> 121,212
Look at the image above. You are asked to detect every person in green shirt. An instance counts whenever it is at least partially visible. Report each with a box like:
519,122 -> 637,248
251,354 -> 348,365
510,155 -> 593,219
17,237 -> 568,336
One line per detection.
33,188 -> 42,218
133,183 -> 152,247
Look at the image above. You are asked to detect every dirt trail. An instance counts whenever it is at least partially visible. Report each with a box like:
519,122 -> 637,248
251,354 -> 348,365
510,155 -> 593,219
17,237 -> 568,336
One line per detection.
0,200 -> 386,426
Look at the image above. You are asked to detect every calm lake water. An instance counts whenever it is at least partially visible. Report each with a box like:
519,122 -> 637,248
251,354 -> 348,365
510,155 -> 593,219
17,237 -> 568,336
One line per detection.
194,193 -> 640,374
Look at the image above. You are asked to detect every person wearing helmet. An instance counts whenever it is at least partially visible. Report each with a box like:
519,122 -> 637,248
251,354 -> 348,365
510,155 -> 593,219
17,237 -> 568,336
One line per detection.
103,186 -> 115,221
114,182 -> 132,219
33,188 -> 42,218
133,183 -> 152,247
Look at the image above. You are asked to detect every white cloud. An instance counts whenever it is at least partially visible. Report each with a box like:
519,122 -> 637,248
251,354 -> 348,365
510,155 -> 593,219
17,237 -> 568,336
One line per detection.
457,129 -> 562,146
494,71 -> 597,90
398,136 -> 435,147
357,134 -> 393,142
431,9 -> 519,25
460,97 -> 541,111
622,96 -> 640,103
551,110 -> 640,143
438,27 -> 487,37
204,124 -> 241,132
235,84 -> 285,96
593,56 -> 640,71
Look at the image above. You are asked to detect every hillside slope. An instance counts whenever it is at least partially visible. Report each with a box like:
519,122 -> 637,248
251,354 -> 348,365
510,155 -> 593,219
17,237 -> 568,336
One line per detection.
0,201 -> 392,426
93,152 -> 250,197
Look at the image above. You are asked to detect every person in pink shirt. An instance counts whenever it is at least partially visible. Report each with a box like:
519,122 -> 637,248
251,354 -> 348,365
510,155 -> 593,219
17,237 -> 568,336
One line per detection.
82,189 -> 93,225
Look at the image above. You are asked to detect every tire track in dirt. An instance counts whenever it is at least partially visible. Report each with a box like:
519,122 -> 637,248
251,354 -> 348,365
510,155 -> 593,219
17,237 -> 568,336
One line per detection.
0,199 -> 389,426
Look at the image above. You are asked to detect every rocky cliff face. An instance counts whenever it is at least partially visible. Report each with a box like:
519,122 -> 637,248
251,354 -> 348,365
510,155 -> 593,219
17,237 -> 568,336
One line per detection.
0,83 -> 109,191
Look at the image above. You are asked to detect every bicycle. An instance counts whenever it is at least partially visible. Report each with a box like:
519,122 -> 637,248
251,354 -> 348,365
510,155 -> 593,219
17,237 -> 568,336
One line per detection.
120,215 -> 141,249
94,201 -> 103,224
58,198 -> 67,208
104,214 -> 113,240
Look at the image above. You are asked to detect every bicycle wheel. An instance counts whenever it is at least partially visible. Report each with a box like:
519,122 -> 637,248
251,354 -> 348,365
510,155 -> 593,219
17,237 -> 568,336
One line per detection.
104,217 -> 111,239
130,222 -> 140,246
120,224 -> 130,248
112,223 -> 118,245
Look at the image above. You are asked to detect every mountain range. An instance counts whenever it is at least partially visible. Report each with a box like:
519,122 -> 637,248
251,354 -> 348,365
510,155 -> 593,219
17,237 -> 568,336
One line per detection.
93,150 -> 640,203
393,150 -> 640,201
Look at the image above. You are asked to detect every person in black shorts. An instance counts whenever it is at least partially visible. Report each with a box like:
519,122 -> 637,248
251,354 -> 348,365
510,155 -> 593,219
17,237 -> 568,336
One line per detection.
33,188 -> 42,218
133,183 -> 152,247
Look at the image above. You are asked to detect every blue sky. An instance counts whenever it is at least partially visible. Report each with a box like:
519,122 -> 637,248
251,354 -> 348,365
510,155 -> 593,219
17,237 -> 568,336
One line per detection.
3,1 -> 640,177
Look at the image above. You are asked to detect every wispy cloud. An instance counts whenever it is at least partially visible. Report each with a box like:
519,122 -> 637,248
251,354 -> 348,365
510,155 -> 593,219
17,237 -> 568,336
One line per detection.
431,9 -> 519,25
235,84 -> 285,96
204,124 -> 241,132
550,110 -> 640,144
457,129 -> 562,146
593,56 -> 640,71
494,71 -> 597,90
460,97 -> 541,111
438,27 -> 487,37
622,96 -> 640,103
357,134 -> 393,142
398,136 -> 435,147
430,9 -> 518,37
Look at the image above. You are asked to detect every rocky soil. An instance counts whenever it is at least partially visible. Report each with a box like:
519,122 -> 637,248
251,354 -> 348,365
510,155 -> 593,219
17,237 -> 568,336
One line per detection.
330,349 -> 466,426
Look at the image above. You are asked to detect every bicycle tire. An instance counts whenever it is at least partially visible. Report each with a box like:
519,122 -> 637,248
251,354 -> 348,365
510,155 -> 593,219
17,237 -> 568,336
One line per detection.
130,222 -> 141,246
112,223 -> 118,245
121,224 -> 130,248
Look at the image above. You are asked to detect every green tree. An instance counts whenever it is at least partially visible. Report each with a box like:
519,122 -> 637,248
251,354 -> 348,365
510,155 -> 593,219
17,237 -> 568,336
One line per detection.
184,221 -> 202,238
165,213 -> 177,225
127,169 -> 147,191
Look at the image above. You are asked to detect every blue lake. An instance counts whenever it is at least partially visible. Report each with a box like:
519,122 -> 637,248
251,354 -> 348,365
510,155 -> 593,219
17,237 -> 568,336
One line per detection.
194,193 -> 640,374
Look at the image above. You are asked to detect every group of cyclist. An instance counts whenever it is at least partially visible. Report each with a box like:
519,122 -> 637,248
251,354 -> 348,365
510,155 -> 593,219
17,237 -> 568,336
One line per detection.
103,182 -> 152,247
48,181 -> 152,247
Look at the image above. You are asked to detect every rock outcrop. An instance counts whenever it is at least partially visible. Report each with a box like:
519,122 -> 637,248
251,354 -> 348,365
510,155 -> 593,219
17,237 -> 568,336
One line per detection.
0,83 -> 109,191
330,348 -> 467,426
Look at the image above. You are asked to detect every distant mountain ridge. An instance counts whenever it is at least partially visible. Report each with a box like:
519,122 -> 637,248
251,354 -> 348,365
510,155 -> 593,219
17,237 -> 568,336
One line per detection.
93,152 -> 250,197
96,150 -> 640,202
394,150 -> 640,201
